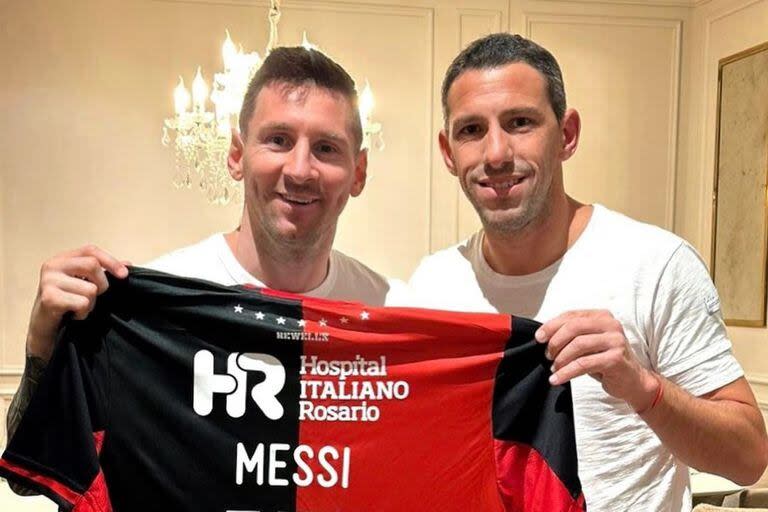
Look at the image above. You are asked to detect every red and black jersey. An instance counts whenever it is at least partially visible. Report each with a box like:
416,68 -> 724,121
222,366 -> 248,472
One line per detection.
1,268 -> 585,512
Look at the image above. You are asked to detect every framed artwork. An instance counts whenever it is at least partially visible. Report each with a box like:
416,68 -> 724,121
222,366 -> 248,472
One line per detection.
711,41 -> 768,327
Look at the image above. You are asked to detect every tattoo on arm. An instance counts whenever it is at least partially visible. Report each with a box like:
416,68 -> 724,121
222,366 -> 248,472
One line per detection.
5,355 -> 48,496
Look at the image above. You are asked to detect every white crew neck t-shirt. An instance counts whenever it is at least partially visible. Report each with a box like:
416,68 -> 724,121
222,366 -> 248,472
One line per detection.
144,233 -> 411,306
409,204 -> 743,512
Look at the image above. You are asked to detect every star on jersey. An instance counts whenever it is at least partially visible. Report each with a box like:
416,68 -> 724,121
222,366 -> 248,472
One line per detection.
228,305 -> 371,331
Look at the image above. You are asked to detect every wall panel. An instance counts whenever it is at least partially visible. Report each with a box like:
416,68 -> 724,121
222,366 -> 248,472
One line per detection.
525,14 -> 681,230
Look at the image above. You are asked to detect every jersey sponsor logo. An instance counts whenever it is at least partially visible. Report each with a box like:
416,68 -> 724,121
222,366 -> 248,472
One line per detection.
193,350 -> 286,419
298,355 -> 410,423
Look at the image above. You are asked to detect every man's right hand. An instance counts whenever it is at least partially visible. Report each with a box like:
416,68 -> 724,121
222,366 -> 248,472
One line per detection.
26,245 -> 129,361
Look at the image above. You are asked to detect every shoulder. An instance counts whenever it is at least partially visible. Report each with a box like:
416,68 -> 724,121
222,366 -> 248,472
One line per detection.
591,205 -> 684,252
142,234 -> 226,278
331,251 -> 388,284
583,205 -> 688,272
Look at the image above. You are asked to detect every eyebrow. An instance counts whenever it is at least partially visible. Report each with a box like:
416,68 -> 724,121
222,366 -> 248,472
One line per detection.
450,107 -> 542,133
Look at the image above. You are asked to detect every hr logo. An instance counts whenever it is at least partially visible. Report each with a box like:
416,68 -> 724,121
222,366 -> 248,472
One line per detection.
193,350 -> 286,419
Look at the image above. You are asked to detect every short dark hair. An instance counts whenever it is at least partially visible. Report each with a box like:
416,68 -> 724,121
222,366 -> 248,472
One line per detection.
239,46 -> 363,150
441,33 -> 567,125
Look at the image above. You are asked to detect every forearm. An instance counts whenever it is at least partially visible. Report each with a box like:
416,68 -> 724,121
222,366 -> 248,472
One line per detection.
641,376 -> 768,485
5,354 -> 48,495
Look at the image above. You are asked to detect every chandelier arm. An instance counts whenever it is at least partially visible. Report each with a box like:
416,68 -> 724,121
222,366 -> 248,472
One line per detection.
266,0 -> 281,53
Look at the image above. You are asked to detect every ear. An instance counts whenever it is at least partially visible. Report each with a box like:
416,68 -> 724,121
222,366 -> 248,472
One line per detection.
227,129 -> 245,181
350,148 -> 368,197
438,129 -> 458,176
559,108 -> 581,162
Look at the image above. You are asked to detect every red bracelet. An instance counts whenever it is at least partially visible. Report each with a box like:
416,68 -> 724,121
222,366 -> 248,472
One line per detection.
636,373 -> 664,414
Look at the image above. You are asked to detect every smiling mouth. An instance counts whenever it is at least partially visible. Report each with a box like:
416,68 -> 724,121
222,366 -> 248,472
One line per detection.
480,176 -> 526,191
279,193 -> 319,206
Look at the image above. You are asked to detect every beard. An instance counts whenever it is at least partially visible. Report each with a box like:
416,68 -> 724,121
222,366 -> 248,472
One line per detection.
463,161 -> 553,236
256,209 -> 332,263
246,187 -> 335,264
476,193 -> 551,235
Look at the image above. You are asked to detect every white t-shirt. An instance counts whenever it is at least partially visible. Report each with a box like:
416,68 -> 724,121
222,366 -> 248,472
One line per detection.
144,233 -> 411,306
409,204 -> 743,512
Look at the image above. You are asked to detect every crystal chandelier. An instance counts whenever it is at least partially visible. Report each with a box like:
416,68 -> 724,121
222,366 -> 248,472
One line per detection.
162,0 -> 383,205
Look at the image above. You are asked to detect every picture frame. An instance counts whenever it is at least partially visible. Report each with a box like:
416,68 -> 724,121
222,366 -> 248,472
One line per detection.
711,41 -> 768,327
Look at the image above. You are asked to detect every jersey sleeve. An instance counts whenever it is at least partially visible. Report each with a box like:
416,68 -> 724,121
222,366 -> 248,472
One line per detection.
0,317 -> 112,511
649,242 -> 744,396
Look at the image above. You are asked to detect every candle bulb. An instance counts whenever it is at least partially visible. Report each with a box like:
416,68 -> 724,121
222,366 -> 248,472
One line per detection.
222,30 -> 237,70
192,66 -> 208,112
301,31 -> 317,51
174,76 -> 191,115
359,80 -> 374,126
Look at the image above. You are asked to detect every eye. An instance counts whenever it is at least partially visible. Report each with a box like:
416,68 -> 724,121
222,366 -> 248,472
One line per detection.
509,117 -> 533,130
457,124 -> 483,138
316,142 -> 338,154
266,134 -> 290,148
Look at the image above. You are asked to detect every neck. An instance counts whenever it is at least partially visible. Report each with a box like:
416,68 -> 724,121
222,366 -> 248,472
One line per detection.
225,216 -> 332,294
482,195 -> 592,276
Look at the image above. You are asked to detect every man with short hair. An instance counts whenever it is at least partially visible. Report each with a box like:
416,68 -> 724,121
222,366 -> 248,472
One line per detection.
7,47 -> 408,494
409,33 -> 768,511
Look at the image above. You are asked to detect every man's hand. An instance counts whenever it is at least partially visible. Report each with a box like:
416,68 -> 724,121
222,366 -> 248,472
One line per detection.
26,245 -> 129,361
535,309 -> 660,412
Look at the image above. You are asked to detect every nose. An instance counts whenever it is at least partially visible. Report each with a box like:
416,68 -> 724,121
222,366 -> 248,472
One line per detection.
283,138 -> 315,183
484,124 -> 513,170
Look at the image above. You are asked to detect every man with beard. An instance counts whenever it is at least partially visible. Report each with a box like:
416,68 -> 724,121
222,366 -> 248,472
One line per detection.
409,33 -> 768,511
7,47 -> 408,494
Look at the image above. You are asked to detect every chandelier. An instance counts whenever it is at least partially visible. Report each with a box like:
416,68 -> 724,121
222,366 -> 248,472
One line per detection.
162,0 -> 383,205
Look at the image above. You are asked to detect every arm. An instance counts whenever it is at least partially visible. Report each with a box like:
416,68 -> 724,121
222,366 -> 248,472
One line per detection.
5,355 -> 49,495
642,375 -> 766,485
539,309 -> 768,486
4,245 -> 127,495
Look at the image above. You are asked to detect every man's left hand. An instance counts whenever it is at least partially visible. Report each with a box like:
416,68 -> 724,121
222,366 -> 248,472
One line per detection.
536,309 -> 659,412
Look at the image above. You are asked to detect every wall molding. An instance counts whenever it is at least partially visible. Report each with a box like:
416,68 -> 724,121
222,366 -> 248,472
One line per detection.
458,8 -> 503,36
154,0 -> 431,17
747,373 -> 768,413
697,0 -> 768,251
523,13 -> 682,231
748,373 -> 768,386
